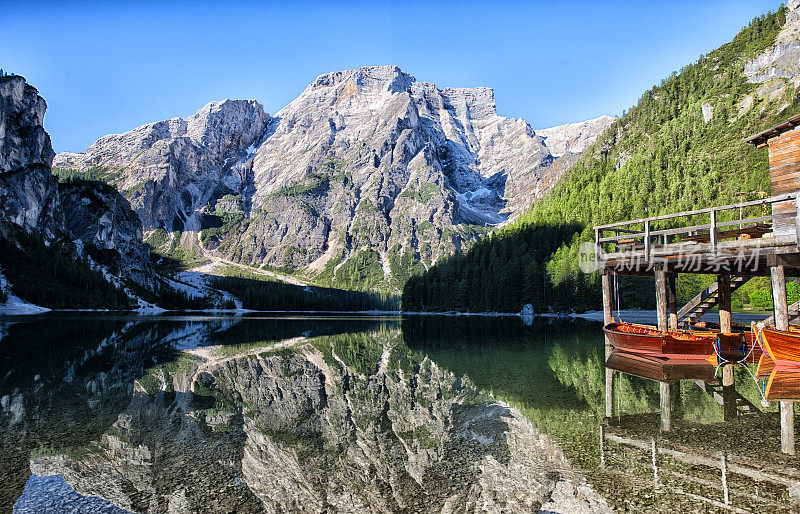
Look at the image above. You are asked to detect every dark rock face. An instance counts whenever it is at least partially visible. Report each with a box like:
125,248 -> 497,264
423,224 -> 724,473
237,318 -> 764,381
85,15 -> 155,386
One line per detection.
0,76 -> 154,293
59,180 -> 154,290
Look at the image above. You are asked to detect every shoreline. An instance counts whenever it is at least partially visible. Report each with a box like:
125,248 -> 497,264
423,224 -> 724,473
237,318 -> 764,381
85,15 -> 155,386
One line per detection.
0,305 -> 775,323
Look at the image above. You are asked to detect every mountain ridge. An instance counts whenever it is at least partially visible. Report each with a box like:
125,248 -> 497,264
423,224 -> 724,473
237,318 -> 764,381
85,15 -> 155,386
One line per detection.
54,65 -> 613,292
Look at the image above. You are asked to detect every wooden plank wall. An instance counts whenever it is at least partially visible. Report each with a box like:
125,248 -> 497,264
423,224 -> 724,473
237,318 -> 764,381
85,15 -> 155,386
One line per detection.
768,126 -> 800,237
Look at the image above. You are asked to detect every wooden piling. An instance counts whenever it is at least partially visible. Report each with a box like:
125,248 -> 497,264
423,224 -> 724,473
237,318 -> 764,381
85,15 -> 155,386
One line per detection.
599,424 -> 606,468
655,266 -> 668,332
772,265 -> 795,455
660,381 -> 672,432
720,451 -> 729,505
651,437 -> 660,486
772,265 -> 789,330
602,272 -> 614,421
718,274 -> 734,388
667,273 -> 678,331
782,401 -> 795,455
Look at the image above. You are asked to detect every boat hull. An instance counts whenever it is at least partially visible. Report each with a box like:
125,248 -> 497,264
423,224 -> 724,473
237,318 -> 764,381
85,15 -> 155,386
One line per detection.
603,322 -> 748,361
760,328 -> 800,370
687,321 -> 761,359
765,368 -> 800,401
606,351 -> 717,383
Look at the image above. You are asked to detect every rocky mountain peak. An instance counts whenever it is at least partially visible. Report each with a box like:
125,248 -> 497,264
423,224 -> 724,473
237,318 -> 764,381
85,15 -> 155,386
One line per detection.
185,99 -> 268,159
307,65 -> 415,95
52,66 -> 611,291
440,86 -> 497,120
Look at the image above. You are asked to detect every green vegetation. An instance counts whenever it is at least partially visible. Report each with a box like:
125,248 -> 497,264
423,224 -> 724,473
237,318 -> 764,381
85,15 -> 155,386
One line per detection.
53,165 -> 121,185
199,211 -> 244,246
0,228 -> 132,309
398,181 -> 440,203
324,332 -> 384,376
274,173 -> 331,197
323,249 -> 386,292
388,248 -> 426,288
405,7 -> 792,313
211,264 -> 398,311
147,229 -> 208,272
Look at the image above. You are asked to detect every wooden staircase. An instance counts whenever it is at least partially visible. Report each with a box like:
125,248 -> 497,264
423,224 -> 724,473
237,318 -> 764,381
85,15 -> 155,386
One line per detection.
762,299 -> 800,326
677,276 -> 750,323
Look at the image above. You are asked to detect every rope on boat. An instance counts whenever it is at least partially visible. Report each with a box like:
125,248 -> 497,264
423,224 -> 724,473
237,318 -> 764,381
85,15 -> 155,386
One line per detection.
613,272 -> 621,322
710,322 -> 770,408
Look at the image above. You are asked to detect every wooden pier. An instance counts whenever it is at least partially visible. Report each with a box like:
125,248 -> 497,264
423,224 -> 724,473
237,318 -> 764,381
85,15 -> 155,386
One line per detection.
595,115 -> 800,454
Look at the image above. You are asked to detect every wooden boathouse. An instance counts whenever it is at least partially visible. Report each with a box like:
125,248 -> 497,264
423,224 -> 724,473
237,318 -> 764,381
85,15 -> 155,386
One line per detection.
594,114 -> 800,454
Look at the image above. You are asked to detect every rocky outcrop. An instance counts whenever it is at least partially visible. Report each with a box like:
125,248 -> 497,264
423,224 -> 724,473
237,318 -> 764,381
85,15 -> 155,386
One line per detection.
60,180 -> 154,290
744,0 -> 800,92
0,76 -> 62,241
54,100 -> 270,233
55,66 -> 612,289
0,75 -> 155,294
536,115 -> 617,158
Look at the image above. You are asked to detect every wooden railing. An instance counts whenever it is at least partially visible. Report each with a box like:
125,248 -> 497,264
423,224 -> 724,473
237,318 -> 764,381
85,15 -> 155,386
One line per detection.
594,193 -> 800,263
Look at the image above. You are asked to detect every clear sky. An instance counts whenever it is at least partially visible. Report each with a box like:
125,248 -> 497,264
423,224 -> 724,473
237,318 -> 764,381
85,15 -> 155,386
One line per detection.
0,0 -> 784,153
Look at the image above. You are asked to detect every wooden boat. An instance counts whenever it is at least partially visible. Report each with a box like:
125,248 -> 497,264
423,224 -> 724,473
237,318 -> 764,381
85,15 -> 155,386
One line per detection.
765,367 -> 800,401
759,327 -> 800,370
686,320 -> 762,360
756,353 -> 776,379
603,322 -> 749,360
605,350 -> 717,383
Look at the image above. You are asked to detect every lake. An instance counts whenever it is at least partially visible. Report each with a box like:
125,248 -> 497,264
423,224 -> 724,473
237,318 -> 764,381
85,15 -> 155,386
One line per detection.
0,313 -> 797,512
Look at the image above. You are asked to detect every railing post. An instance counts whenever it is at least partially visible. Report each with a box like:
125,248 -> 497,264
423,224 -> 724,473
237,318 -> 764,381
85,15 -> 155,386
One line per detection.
644,220 -> 651,262
595,227 -> 601,269
710,208 -> 717,254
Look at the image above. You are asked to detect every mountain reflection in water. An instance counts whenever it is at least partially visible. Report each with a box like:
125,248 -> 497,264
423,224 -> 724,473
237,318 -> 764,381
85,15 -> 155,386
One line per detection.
2,314 -> 800,512
0,314 -> 608,513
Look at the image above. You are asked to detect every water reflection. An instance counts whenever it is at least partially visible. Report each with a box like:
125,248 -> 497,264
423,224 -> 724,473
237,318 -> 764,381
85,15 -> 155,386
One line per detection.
0,315 -> 607,513
3,313 -> 800,512
603,348 -> 800,511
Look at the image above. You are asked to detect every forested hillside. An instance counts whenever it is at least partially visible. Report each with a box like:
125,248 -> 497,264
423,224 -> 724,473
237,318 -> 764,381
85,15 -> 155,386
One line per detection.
404,6 -> 795,313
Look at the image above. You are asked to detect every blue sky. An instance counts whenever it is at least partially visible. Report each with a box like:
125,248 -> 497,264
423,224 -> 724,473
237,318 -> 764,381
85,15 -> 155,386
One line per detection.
0,0 -> 784,153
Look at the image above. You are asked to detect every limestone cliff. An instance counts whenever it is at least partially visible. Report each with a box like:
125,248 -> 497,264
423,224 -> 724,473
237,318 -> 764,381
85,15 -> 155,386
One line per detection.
0,76 -> 61,242
55,66 -> 611,290
537,115 -> 617,158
